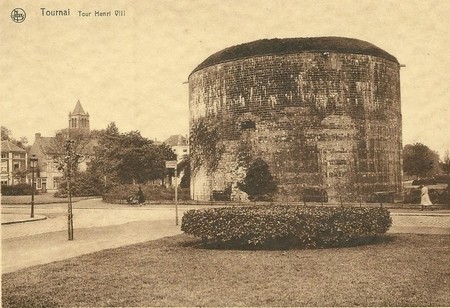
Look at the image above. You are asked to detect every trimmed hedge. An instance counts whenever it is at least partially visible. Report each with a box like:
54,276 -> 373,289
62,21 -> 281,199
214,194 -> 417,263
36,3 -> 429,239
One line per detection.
102,184 -> 190,203
181,205 -> 392,249
1,184 -> 37,196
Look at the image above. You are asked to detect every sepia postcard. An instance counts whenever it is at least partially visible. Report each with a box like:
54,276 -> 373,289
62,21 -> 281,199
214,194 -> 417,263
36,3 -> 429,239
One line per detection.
1,1 -> 449,307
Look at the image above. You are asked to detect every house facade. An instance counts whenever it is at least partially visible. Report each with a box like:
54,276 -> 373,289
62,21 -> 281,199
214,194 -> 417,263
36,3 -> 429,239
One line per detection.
29,101 -> 97,192
164,135 -> 189,162
164,135 -> 189,186
1,140 -> 28,186
29,133 -> 63,191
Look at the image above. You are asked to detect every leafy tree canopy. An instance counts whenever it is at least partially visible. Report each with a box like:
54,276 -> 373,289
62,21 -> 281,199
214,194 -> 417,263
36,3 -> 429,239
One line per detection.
1,126 -> 29,149
440,150 -> 450,176
1,126 -> 11,141
403,143 -> 441,178
88,122 -> 176,185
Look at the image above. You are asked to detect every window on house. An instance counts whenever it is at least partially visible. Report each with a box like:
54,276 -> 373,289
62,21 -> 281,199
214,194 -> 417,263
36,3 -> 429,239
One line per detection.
2,153 -> 8,158
54,177 -> 61,188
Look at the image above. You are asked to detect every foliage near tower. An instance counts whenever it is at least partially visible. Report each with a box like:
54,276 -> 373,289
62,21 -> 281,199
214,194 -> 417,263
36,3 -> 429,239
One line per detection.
182,205 -> 392,249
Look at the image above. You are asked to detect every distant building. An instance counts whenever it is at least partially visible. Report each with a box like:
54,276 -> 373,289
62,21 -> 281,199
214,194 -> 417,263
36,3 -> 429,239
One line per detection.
29,133 -> 63,191
164,135 -> 189,161
1,140 -> 28,186
164,135 -> 189,187
69,100 -> 90,135
30,101 -> 97,191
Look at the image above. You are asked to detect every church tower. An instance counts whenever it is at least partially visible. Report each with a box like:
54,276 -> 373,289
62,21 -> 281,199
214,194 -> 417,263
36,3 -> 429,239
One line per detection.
68,100 -> 90,135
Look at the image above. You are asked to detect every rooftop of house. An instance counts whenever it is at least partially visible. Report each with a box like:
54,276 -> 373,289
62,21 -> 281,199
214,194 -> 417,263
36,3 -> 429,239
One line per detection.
191,36 -> 398,75
33,133 -> 98,156
1,140 -> 26,153
164,135 -> 188,147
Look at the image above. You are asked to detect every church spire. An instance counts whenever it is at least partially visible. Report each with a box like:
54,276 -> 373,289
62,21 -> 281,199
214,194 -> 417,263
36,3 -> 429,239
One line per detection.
72,100 -> 86,115
69,100 -> 90,134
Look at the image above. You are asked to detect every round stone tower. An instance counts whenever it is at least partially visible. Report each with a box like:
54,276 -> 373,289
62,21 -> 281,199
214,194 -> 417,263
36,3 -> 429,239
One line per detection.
189,37 -> 402,202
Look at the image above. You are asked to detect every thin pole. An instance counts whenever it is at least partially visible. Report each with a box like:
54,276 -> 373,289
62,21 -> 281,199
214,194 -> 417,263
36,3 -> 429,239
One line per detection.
30,167 -> 35,218
175,166 -> 178,226
68,165 -> 74,240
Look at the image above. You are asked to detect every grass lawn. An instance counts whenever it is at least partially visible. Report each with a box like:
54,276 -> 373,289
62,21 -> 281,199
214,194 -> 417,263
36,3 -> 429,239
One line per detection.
1,194 -> 95,205
2,234 -> 449,307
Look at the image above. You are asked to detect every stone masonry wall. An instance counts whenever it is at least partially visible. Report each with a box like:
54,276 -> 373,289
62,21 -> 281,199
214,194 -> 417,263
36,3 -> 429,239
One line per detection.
189,52 -> 402,202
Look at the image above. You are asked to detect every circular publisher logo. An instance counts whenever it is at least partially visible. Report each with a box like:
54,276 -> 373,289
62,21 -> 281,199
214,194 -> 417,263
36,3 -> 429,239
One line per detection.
11,8 -> 26,23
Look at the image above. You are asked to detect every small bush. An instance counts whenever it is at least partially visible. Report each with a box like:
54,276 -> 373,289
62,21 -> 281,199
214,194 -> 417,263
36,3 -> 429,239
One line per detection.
1,184 -> 38,196
238,158 -> 277,201
55,172 -> 104,197
181,205 -> 392,249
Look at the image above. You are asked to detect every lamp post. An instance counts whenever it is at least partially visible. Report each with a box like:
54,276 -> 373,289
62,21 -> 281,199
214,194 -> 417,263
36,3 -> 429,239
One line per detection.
175,162 -> 178,226
30,155 -> 38,218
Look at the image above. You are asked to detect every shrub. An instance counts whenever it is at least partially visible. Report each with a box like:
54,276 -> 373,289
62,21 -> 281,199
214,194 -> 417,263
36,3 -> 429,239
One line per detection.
55,171 -> 105,197
404,187 -> 449,205
238,158 -> 277,201
103,184 -> 190,203
181,205 -> 392,249
1,184 -> 38,196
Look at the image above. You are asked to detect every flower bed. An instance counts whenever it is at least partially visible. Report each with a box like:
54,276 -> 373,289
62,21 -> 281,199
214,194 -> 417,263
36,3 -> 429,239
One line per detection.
181,205 -> 392,249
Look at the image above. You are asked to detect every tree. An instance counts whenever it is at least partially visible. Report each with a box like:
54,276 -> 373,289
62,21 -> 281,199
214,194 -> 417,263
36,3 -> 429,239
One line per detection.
50,131 -> 89,174
1,126 -> 11,140
441,150 -> 450,176
88,122 -> 123,187
13,136 -> 28,148
238,158 -> 277,201
54,139 -> 86,241
114,131 -> 176,184
88,122 -> 176,186
403,143 -> 441,178
1,126 -> 29,149
12,167 -> 28,184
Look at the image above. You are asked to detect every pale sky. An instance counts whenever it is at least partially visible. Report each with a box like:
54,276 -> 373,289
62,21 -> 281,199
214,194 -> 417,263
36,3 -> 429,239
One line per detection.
1,0 -> 449,157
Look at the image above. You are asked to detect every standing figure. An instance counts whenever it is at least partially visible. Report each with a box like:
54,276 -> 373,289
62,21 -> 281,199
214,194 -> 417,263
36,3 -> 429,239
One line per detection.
137,186 -> 145,205
420,185 -> 433,210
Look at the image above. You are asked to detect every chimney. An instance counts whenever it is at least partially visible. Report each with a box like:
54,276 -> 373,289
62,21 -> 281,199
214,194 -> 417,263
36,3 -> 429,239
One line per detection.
35,133 -> 41,140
